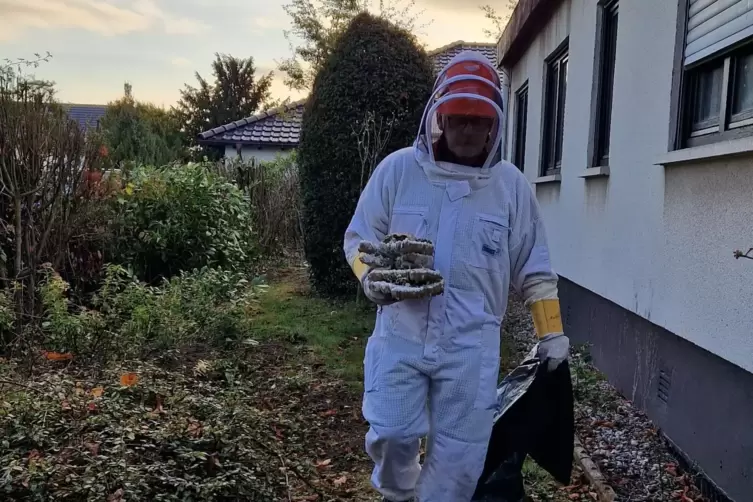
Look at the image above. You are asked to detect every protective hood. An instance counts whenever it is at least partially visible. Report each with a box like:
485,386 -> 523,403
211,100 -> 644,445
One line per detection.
414,50 -> 505,178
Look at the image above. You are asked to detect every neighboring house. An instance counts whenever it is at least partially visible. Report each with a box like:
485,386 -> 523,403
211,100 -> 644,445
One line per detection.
199,41 -> 510,163
498,0 -> 753,500
63,104 -> 107,131
197,100 -> 305,164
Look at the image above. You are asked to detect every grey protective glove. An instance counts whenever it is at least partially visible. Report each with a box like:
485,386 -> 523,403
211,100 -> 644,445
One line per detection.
362,272 -> 398,306
536,333 -> 570,372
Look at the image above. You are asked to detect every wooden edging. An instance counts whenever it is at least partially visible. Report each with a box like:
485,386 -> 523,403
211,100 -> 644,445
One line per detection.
574,436 -> 617,502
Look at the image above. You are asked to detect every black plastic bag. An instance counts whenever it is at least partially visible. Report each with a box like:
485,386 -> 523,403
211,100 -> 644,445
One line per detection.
471,346 -> 575,502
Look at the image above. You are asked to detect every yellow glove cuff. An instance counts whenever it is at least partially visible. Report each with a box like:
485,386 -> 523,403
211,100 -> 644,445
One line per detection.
530,299 -> 563,339
350,252 -> 369,282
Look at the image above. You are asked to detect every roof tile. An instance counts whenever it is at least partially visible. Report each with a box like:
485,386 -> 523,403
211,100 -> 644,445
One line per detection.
63,104 -> 108,131
198,99 -> 305,147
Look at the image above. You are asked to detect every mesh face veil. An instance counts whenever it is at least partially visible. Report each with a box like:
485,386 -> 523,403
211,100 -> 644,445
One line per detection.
414,50 -> 505,169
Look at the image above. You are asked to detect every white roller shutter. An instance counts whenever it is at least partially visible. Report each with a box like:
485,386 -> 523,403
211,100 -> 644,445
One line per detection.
685,0 -> 753,65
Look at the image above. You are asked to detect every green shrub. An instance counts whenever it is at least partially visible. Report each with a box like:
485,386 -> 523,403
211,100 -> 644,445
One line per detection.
111,163 -> 256,282
214,152 -> 303,255
39,265 -> 267,360
99,87 -> 186,169
298,11 -> 435,297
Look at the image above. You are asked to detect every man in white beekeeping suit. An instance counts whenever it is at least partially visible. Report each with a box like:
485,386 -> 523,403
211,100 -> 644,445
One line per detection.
343,50 -> 569,502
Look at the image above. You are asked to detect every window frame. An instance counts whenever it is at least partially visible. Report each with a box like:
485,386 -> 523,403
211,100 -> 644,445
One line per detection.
540,38 -> 569,177
513,80 -> 529,172
588,0 -> 619,168
669,0 -> 753,150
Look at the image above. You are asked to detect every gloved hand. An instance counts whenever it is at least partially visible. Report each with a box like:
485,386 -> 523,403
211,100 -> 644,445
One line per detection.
536,333 -> 570,372
362,272 -> 398,306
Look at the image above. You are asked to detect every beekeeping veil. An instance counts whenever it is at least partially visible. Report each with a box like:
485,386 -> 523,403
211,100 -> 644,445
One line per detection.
415,50 -> 505,170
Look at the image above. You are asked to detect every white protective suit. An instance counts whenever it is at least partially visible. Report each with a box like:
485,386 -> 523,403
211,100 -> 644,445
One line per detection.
343,50 -> 563,502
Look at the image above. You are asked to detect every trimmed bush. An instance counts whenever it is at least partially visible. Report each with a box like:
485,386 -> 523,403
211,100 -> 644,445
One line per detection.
39,265 -> 267,361
111,163 -> 256,282
298,11 -> 435,297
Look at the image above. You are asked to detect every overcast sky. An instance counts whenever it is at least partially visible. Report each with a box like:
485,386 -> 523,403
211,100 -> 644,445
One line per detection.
0,0 -> 511,107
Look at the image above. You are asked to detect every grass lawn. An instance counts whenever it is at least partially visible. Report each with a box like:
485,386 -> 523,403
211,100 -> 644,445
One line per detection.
251,265 -> 376,389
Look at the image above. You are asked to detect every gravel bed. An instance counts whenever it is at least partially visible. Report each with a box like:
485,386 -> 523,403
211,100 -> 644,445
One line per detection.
502,293 -> 707,502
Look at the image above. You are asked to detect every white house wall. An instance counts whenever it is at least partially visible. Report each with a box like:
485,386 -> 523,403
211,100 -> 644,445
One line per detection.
507,0 -> 753,373
224,145 -> 291,164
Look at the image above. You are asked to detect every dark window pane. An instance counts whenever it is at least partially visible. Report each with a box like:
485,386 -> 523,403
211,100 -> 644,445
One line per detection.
595,4 -> 618,165
731,52 -> 753,118
690,63 -> 723,130
542,44 -> 568,176
555,57 -> 568,166
513,86 -> 528,171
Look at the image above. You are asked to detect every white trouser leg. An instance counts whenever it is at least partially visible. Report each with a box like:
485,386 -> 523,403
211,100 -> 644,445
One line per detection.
416,332 -> 500,501
363,335 -> 429,501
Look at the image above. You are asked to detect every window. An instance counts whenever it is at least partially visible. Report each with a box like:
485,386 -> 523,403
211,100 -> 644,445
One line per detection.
513,82 -> 529,172
670,0 -> 753,149
591,0 -> 618,167
541,40 -> 569,176
681,42 -> 753,146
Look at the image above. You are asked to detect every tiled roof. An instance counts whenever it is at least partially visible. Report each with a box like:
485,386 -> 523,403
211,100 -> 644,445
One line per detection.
63,104 -> 107,131
428,40 -> 503,79
197,99 -> 305,147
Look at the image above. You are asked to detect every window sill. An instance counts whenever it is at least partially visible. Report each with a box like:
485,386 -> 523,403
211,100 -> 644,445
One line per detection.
579,166 -> 610,178
533,174 -> 562,184
656,136 -> 753,166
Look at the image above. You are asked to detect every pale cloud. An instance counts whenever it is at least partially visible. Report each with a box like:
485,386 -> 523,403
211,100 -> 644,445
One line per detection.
0,0 -> 210,39
248,16 -> 289,36
171,57 -> 193,67
164,17 -> 211,35
0,0 -> 153,37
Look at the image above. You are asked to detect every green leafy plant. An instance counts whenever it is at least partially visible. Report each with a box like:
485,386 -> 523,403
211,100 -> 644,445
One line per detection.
99,83 -> 186,170
39,265 -> 267,361
214,153 -> 303,256
298,11 -> 434,297
110,163 -> 256,283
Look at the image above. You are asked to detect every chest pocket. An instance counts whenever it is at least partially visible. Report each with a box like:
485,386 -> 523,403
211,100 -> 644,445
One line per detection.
389,206 -> 429,238
467,213 -> 509,274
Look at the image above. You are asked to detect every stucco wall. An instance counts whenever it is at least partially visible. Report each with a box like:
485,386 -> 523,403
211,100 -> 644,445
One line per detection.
506,0 -> 753,373
224,145 -> 292,164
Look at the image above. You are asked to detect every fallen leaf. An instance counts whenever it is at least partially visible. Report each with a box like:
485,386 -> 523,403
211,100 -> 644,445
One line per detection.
85,442 -> 100,456
208,453 -> 222,469
322,409 -> 337,417
107,488 -> 125,502
90,386 -> 104,398
154,395 -> 165,414
187,419 -> 202,438
61,400 -> 71,411
273,425 -> 284,440
28,450 -> 42,461
315,458 -> 332,469
119,373 -> 139,387
665,463 -> 678,476
44,351 -> 73,361
333,475 -> 347,487
87,402 -> 97,412
568,494 -> 580,500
